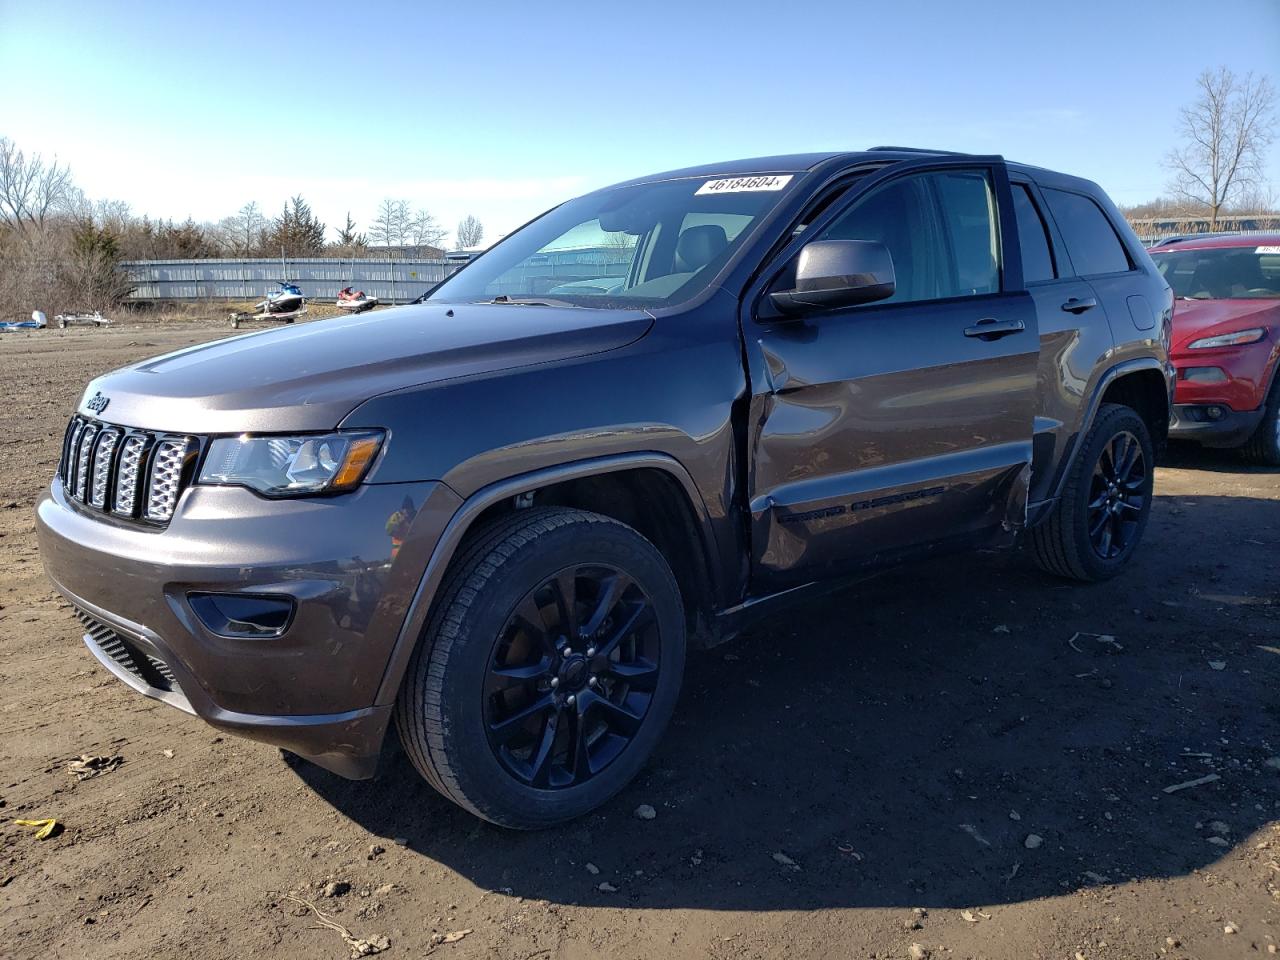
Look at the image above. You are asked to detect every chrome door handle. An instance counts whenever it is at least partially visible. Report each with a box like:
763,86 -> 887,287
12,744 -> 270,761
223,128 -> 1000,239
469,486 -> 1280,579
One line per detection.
1061,296 -> 1098,314
963,318 -> 1025,340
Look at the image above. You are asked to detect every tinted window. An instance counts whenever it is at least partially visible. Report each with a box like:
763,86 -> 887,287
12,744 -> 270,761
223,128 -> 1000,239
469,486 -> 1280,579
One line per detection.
818,169 -> 999,304
1011,184 -> 1056,282
1042,188 -> 1131,276
932,171 -> 1000,296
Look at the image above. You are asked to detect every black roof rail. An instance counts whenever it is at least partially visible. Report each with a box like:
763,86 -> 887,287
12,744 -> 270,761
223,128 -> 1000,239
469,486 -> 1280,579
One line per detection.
867,145 -> 970,156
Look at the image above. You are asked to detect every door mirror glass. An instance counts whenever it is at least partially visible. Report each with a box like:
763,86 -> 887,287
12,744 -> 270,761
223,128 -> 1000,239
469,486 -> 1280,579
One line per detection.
769,239 -> 896,315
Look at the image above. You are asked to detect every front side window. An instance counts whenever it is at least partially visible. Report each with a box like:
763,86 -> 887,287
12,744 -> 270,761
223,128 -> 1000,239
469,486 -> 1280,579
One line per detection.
428,175 -> 798,309
1041,188 -> 1131,277
1152,246 -> 1280,300
817,169 -> 1000,304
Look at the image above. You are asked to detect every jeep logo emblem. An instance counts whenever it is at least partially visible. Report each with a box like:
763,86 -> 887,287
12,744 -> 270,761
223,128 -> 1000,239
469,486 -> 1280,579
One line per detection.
86,392 -> 110,414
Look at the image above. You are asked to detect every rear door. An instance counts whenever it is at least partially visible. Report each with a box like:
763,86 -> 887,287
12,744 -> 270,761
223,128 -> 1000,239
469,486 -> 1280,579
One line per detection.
743,160 -> 1040,590
1008,178 -> 1116,503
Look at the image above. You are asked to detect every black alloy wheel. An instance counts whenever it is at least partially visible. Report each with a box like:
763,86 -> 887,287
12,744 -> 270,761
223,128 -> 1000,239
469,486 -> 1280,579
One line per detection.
1027,402 -> 1155,582
1086,430 -> 1148,559
485,565 -> 660,789
395,507 -> 685,829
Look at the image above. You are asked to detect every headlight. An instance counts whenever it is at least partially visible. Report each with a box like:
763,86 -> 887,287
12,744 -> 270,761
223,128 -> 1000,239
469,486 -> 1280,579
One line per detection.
199,431 -> 383,496
1187,328 -> 1266,349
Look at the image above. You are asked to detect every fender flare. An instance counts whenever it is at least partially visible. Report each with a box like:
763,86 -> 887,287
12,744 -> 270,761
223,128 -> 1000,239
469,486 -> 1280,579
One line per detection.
1049,356 -> 1174,502
372,451 -> 721,705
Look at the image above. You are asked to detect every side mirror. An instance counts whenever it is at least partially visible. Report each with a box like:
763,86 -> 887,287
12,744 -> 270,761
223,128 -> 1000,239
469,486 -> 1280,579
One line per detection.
768,239 -> 896,316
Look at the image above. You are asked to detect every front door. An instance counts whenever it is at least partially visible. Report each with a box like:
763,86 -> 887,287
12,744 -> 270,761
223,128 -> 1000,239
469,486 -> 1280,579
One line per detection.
744,162 -> 1040,589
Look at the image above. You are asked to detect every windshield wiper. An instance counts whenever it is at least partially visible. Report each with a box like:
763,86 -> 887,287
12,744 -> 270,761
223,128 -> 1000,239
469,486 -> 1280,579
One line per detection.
483,295 -> 577,307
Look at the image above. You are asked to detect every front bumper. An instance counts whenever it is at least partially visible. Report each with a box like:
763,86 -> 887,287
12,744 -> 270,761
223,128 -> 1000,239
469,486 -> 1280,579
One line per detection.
37,477 -> 460,778
1168,402 -> 1266,447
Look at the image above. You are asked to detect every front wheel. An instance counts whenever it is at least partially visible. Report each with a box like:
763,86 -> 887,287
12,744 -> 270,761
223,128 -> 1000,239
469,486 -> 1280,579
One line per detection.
395,508 -> 686,829
1028,402 -> 1155,582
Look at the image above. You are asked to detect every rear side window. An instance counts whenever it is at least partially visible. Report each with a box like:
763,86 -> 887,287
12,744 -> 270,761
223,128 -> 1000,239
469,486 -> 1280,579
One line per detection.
1011,185 -> 1056,283
1042,188 -> 1131,276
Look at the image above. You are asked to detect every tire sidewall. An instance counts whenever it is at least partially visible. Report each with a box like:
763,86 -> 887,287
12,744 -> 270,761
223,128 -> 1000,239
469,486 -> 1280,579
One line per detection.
427,517 -> 685,826
1250,382 -> 1280,464
1067,406 -> 1155,580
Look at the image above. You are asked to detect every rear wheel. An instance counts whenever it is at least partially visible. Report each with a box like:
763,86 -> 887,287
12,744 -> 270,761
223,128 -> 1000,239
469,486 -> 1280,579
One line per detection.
1028,403 -> 1154,582
395,507 -> 685,829
1240,376 -> 1280,466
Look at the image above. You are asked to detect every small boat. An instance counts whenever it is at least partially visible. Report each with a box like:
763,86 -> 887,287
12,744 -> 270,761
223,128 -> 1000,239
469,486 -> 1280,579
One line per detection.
1,310 -> 48,332
230,283 -> 308,328
336,287 -> 379,313
256,281 -> 305,315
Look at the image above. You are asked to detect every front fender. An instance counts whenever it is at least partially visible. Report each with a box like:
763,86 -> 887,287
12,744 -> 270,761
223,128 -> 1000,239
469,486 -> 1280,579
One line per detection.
369,452 -> 721,706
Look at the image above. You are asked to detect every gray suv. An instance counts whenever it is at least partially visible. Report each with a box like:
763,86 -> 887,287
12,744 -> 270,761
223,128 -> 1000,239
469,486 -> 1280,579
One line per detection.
37,148 -> 1174,828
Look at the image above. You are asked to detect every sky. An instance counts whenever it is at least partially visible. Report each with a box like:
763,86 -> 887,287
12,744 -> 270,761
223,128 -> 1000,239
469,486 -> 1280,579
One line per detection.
2,0 -> 1278,246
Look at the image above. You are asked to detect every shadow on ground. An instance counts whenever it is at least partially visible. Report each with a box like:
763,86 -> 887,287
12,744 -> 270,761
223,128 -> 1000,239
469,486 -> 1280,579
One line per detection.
293,480 -> 1280,912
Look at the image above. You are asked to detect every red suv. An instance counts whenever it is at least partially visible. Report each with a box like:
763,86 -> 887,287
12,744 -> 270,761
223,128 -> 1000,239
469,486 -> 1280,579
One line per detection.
1150,234 -> 1280,464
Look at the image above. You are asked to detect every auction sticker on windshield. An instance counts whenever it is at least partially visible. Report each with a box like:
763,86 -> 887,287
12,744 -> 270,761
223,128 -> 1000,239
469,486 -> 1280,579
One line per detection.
695,175 -> 794,196
1256,245 -> 1280,254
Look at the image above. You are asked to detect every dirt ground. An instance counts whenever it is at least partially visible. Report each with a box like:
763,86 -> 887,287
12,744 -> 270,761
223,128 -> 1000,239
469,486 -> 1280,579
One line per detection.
1,317 -> 1278,960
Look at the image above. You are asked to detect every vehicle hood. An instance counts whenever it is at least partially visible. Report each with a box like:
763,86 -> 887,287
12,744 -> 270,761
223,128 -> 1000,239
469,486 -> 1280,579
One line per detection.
1170,298 -> 1280,353
77,303 -> 654,433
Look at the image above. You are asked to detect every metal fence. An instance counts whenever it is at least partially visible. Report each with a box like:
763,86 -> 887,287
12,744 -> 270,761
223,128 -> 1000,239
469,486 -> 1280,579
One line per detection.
1127,214 -> 1280,246
121,257 -> 466,304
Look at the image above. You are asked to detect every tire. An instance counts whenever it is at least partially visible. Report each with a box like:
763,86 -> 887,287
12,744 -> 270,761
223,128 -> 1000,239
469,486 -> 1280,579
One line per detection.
394,507 -> 686,829
1240,375 -> 1280,466
1028,402 -> 1155,582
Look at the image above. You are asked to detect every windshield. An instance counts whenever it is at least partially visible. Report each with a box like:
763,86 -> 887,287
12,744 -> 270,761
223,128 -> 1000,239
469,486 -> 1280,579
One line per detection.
428,174 -> 798,309
1152,244 -> 1280,300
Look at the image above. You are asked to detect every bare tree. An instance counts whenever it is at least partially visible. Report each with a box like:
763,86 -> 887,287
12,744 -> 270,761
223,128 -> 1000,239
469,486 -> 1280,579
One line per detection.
456,214 -> 484,249
1166,67 -> 1276,229
369,198 -> 410,247
407,208 -> 447,252
94,198 -> 133,235
0,136 -> 75,235
218,201 -> 266,254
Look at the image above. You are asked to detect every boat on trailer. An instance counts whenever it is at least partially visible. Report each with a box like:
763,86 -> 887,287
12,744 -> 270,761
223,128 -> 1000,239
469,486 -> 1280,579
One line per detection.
336,287 -> 379,313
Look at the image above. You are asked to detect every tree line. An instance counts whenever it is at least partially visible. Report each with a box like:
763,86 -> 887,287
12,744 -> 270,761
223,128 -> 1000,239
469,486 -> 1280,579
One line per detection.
0,136 -> 486,314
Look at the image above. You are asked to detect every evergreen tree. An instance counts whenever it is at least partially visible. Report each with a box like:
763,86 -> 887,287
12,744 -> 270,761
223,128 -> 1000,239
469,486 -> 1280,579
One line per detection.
264,195 -> 326,256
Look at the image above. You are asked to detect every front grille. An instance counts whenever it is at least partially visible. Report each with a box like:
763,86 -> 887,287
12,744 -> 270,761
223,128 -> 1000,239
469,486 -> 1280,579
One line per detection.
73,606 -> 182,694
58,415 -> 198,527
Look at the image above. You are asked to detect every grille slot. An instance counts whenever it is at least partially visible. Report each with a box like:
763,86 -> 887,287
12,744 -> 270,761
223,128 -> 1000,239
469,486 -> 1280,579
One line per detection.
146,439 -> 188,522
113,434 -> 148,515
73,422 -> 99,501
73,606 -> 182,694
89,429 -> 121,508
58,415 -> 196,527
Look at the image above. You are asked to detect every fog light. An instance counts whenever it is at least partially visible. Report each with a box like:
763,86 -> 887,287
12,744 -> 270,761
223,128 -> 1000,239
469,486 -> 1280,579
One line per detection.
188,593 -> 295,638
1181,366 -> 1227,383
1206,406 -> 1225,421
